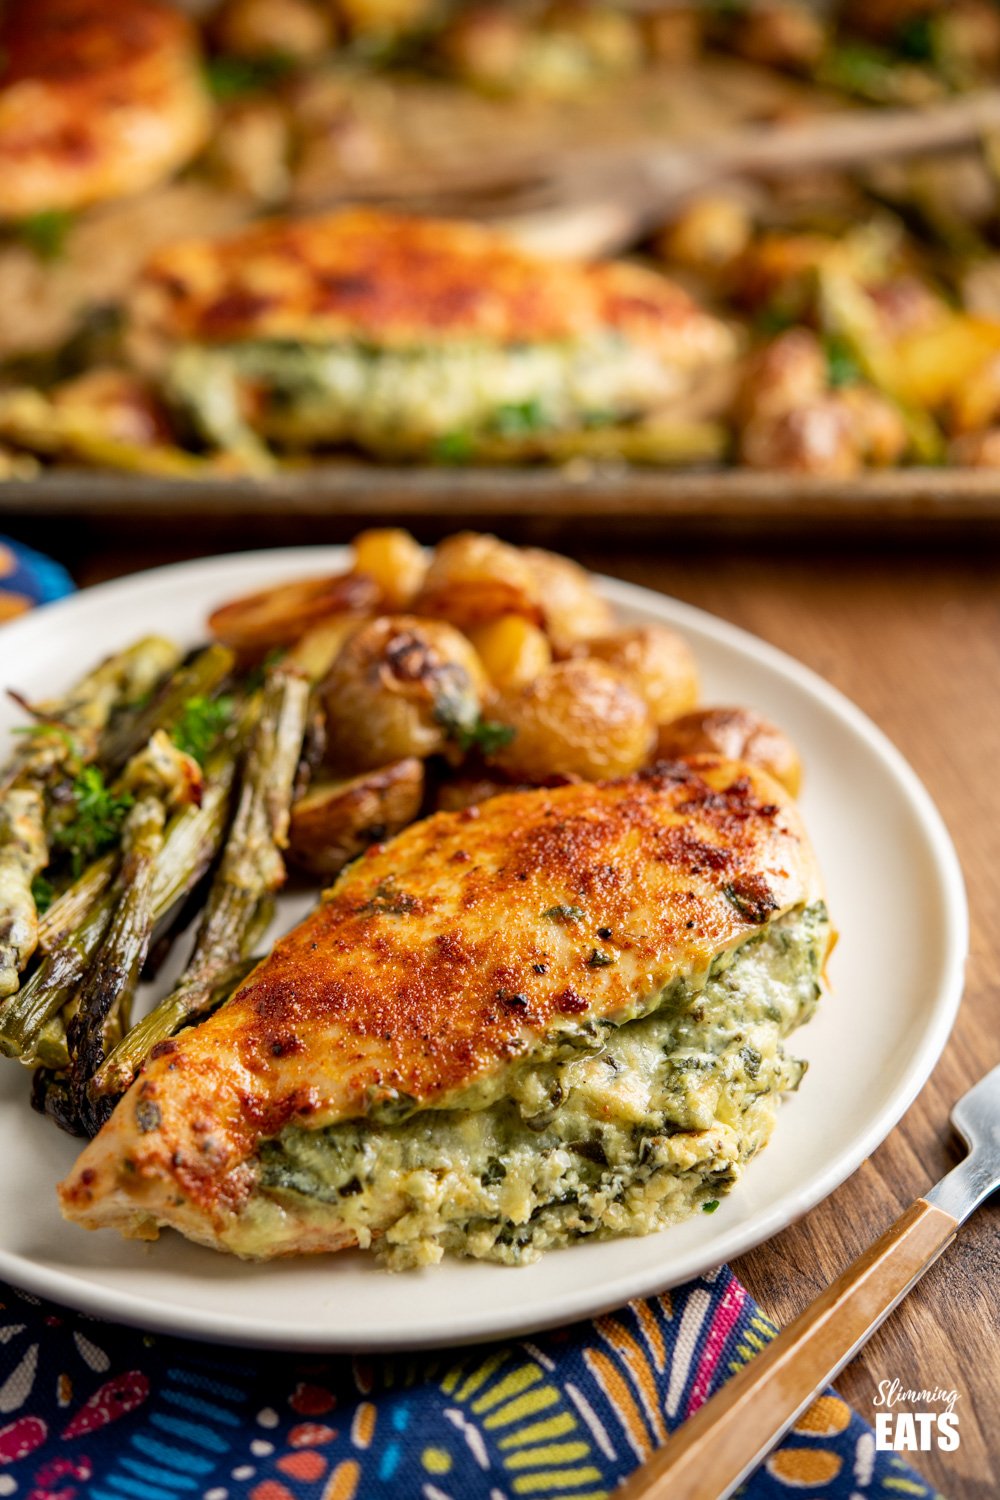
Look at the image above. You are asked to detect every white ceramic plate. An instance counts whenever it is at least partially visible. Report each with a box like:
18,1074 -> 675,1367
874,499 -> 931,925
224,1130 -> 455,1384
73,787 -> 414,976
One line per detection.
0,549 -> 968,1351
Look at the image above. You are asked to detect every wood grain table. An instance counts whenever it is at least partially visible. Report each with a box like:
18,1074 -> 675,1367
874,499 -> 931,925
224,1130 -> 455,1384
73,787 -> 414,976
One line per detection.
19,531 -> 1000,1498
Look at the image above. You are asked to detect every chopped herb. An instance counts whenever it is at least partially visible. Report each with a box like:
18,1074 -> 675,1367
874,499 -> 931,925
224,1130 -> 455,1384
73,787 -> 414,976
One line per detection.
171,695 -> 234,765
451,717 -> 515,755
754,305 -> 798,337
432,430 -> 475,464
823,334 -> 863,389
31,874 -> 55,914
702,1199 -> 720,1214
491,399 -> 547,436
14,209 -> 74,261
203,52 -> 297,101
741,1044 -> 762,1080
544,904 -> 584,923
12,722 -> 81,760
358,879 -> 417,917
586,948 -> 614,968
135,1099 -> 162,1134
722,880 -> 777,925
51,767 -> 133,877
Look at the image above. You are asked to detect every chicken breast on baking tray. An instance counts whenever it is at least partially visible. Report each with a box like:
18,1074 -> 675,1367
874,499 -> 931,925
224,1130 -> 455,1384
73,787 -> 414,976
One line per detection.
0,0 -> 212,220
127,206 -> 736,461
60,758 -> 831,1268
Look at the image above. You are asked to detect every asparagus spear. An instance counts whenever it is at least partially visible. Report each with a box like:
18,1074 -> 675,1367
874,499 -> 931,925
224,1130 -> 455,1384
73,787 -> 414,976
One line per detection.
0,789 -> 48,996
67,795 -> 166,1136
99,643 -> 235,777
37,851 -> 117,953
0,744 -> 237,1061
2,636 -> 181,790
93,668 -> 309,1096
0,638 -> 181,995
31,953 -> 263,1137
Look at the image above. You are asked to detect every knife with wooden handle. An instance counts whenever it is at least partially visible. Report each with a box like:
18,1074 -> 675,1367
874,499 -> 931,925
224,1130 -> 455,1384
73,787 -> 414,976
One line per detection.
616,1061 -> 1000,1500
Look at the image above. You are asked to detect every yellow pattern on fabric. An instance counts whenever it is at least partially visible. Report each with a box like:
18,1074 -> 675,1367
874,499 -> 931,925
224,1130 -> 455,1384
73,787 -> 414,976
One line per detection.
456,1350 -> 510,1401
483,1387 -> 561,1428
512,1467 -> 605,1493
503,1442 -> 592,1468
472,1363 -> 544,1413
498,1413 -> 578,1448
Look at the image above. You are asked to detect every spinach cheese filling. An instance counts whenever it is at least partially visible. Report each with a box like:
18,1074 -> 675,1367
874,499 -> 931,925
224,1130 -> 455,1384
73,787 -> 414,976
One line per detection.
165,336 -> 684,460
255,901 -> 829,1268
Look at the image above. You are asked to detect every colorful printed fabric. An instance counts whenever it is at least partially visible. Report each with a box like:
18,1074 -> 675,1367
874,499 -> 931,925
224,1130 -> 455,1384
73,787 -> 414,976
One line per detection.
0,537 -> 74,623
0,1269 -> 939,1500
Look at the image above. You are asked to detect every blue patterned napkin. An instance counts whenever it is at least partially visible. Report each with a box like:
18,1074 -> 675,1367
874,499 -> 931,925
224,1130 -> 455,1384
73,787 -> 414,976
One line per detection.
0,1267 -> 938,1500
0,536 -> 74,620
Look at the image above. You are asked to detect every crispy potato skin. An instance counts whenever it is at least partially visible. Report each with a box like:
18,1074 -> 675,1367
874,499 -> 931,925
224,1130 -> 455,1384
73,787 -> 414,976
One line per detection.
0,0 -> 212,218
521,546 -> 615,654
59,759 -> 823,1247
131,207 -> 731,358
208,572 -> 380,652
492,659 -> 654,782
414,532 -> 544,630
288,758 -> 425,878
322,614 -> 488,771
586,625 -> 699,725
656,708 -> 803,797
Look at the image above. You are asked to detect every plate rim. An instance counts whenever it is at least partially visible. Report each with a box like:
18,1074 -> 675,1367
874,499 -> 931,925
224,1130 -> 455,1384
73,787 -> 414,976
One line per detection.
0,547 -> 969,1350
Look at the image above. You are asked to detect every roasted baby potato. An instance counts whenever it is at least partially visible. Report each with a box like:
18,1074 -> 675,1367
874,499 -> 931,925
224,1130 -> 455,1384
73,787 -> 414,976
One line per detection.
288,758 -> 425,878
208,571 -> 380,653
655,707 -> 802,797
520,547 -> 614,655
322,614 -> 489,771
414,532 -> 543,629
351,528 -> 427,611
212,0 -> 334,57
466,615 -> 552,691
492,659 -> 654,782
585,624 -> 699,725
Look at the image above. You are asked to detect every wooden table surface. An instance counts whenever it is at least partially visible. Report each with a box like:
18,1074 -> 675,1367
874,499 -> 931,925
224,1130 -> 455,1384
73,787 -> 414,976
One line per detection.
24,531 -> 1000,1498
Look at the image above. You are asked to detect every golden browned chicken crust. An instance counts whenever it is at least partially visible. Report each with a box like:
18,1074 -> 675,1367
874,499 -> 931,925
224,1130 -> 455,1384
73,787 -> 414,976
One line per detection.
59,757 -> 822,1254
0,0 -> 213,219
129,206 -> 731,360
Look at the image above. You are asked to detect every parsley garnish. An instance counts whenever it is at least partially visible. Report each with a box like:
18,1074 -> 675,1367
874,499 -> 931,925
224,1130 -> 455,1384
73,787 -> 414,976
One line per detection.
823,334 -> 863,389
432,430 -> 475,464
586,948 -> 614,968
15,210 -> 74,261
702,1199 -> 720,1214
31,874 -> 55,914
51,767 -> 133,877
203,53 -> 297,101
492,399 -> 547,437
450,717 -> 516,755
12,722 -> 82,761
544,904 -> 584,923
171,695 -> 234,766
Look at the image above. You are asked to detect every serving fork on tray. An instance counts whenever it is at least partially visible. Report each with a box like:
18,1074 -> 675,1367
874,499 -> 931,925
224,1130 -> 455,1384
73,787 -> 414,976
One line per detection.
618,1061 -> 1000,1500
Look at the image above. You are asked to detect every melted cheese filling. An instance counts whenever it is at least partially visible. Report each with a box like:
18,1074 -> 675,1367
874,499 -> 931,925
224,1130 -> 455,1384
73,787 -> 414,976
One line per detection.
165,336 -> 684,458
251,902 -> 829,1267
